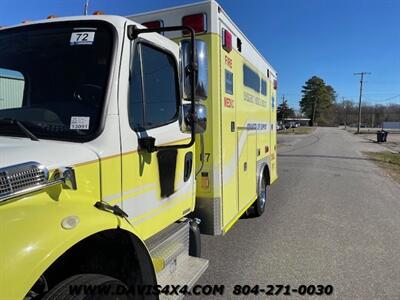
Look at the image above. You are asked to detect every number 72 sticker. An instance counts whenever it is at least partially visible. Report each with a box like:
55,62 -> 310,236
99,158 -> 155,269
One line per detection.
70,32 -> 95,45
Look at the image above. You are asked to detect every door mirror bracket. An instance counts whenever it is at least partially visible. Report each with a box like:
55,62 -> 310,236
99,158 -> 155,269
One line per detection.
138,136 -> 156,153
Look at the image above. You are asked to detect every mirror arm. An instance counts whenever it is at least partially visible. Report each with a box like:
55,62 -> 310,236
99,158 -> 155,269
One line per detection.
128,25 -> 196,151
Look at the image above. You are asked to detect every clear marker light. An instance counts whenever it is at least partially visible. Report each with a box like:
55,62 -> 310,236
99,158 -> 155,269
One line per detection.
61,215 -> 80,230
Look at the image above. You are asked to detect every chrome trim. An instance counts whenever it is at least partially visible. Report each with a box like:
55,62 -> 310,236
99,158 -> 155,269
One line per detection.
180,39 -> 208,101
257,158 -> 270,198
0,162 -> 48,201
0,162 -> 77,204
0,178 -> 64,203
55,167 -> 78,190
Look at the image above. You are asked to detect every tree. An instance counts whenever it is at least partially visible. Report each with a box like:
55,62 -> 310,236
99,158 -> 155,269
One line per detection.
277,100 -> 295,121
300,76 -> 336,126
331,102 -> 400,128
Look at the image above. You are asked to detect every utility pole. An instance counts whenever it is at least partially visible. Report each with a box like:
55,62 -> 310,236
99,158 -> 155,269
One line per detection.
281,94 -> 286,123
371,109 -> 375,128
84,0 -> 90,15
354,72 -> 371,133
342,97 -> 347,129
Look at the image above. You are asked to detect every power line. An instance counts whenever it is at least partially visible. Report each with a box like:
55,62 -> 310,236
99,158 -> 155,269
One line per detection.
378,94 -> 400,102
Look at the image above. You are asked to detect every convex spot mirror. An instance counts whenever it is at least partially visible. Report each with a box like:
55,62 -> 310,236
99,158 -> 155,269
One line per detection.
180,104 -> 207,134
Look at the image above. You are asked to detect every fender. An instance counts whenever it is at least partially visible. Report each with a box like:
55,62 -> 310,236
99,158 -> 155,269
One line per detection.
0,192 -> 148,299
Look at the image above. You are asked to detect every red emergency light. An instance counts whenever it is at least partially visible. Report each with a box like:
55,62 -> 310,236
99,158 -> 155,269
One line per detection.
142,20 -> 164,29
182,13 -> 207,34
222,29 -> 232,52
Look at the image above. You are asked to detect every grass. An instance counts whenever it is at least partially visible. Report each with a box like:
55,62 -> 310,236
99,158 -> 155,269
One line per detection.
364,151 -> 400,183
278,127 -> 315,135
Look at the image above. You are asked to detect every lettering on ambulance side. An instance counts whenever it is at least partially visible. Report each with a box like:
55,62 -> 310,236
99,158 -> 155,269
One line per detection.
224,97 -> 234,108
225,56 -> 232,68
243,91 -> 267,108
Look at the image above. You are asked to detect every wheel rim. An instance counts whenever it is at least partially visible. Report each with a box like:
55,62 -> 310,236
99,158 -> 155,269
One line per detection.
259,181 -> 267,209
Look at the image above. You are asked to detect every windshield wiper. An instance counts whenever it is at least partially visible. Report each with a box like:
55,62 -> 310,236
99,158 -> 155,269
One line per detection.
0,118 -> 39,141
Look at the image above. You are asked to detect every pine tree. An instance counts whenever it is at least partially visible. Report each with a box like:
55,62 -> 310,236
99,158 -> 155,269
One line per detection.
300,76 -> 336,126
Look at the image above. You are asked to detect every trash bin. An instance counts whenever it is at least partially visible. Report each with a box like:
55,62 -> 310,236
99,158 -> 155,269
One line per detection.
377,130 -> 389,142
377,130 -> 383,142
382,130 -> 388,142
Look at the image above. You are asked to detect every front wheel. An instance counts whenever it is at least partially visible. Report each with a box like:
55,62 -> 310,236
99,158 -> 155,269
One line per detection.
42,274 -> 131,300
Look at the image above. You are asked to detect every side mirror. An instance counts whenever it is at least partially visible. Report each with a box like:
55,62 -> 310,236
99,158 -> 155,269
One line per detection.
180,39 -> 208,100
180,103 -> 207,134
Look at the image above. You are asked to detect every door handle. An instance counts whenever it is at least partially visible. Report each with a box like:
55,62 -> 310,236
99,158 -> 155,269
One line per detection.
184,152 -> 193,182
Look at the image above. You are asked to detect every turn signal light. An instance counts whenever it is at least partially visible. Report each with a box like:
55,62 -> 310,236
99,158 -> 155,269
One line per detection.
182,13 -> 207,34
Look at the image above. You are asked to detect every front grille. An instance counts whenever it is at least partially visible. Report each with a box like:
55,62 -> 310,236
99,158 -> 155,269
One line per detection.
0,162 -> 48,200
0,171 -> 12,196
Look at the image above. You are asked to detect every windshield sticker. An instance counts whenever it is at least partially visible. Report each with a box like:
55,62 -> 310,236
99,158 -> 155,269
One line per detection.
70,116 -> 90,130
70,32 -> 95,45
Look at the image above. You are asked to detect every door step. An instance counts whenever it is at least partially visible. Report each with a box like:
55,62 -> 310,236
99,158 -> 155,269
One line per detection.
157,254 -> 209,300
145,220 -> 209,300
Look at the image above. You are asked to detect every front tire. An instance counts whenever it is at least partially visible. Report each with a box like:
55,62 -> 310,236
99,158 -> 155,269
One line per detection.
42,274 -> 131,300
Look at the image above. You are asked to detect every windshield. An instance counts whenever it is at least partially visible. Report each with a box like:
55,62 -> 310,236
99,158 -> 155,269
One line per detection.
0,21 -> 114,141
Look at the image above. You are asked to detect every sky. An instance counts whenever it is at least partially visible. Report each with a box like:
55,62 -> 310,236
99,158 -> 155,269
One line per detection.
1,0 -> 400,110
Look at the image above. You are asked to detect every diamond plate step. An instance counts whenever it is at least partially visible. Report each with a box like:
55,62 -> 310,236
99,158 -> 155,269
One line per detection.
145,221 -> 209,299
157,253 -> 209,300
146,222 -> 190,271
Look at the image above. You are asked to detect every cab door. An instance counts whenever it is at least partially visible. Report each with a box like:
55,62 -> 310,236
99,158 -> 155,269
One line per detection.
118,35 -> 195,239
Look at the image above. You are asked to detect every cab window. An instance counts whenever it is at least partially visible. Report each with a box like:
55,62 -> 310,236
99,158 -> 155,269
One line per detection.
129,43 -> 179,131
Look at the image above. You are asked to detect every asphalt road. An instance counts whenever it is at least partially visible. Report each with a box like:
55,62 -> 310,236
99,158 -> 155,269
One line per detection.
191,127 -> 400,299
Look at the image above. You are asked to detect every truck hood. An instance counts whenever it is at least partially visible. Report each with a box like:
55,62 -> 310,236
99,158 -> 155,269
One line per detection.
0,136 -> 99,170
